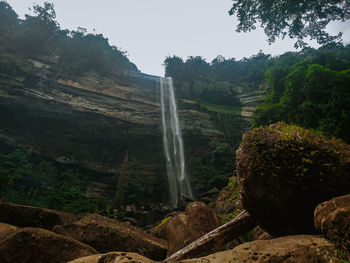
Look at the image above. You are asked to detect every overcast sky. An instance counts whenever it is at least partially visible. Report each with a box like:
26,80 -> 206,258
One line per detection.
7,0 -> 350,76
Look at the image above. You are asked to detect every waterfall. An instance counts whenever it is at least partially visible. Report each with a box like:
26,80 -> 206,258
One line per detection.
159,77 -> 193,207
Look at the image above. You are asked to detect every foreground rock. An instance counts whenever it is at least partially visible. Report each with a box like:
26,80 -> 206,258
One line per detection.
315,194 -> 350,258
53,213 -> 166,260
151,202 -> 220,256
0,223 -> 18,241
182,235 -> 340,263
0,227 -> 97,263
0,202 -> 78,230
236,122 -> 350,236
67,252 -> 155,263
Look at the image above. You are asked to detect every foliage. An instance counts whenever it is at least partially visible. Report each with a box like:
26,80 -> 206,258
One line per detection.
188,139 -> 236,193
0,149 -> 109,215
114,159 -> 144,208
0,1 -> 137,78
253,44 -> 350,142
229,0 -> 350,48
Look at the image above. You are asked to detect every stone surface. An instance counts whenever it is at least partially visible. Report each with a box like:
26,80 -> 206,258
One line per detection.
53,213 -> 167,261
0,227 -> 97,263
67,252 -> 155,263
0,71 -> 220,204
182,235 -> 340,263
236,123 -> 350,236
151,202 -> 221,256
0,223 -> 17,241
315,194 -> 350,258
0,202 -> 78,230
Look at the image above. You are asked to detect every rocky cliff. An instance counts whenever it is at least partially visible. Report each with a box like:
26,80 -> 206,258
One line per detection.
0,59 -> 220,204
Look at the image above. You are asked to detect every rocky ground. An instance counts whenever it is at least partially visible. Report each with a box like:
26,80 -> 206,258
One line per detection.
0,123 -> 349,263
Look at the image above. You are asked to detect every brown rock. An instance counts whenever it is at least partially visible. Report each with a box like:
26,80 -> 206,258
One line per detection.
182,235 -> 340,263
315,194 -> 350,258
151,202 -> 221,256
0,223 -> 18,242
0,202 -> 78,230
236,123 -> 350,236
67,252 -> 156,263
53,213 -> 167,261
0,227 -> 97,263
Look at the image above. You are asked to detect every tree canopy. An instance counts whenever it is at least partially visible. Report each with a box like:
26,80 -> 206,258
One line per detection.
229,0 -> 350,47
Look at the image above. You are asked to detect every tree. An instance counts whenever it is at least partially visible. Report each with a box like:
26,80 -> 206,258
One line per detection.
229,0 -> 350,48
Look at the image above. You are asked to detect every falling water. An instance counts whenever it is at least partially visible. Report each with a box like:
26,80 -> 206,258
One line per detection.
159,77 -> 193,207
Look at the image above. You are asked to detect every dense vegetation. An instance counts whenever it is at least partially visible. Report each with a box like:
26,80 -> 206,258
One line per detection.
0,1 -> 137,78
0,149 -> 107,215
253,44 -> 350,143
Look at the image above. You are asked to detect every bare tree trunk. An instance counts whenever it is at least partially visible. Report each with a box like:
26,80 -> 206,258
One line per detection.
163,210 -> 256,263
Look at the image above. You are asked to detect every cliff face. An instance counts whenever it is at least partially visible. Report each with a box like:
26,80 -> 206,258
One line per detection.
0,62 -> 220,204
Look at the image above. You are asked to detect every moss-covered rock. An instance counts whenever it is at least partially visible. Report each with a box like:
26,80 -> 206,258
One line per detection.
315,194 -> 350,260
211,177 -> 243,224
236,122 -> 350,236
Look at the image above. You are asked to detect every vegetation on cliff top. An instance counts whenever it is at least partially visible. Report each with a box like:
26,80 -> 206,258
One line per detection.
0,1 -> 137,78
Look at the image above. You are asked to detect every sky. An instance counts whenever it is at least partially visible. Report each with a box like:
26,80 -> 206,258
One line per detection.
6,0 -> 350,76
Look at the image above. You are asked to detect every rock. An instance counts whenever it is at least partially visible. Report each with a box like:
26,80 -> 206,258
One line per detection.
182,235 -> 340,263
315,194 -> 350,258
236,123 -> 350,236
0,202 -> 78,230
211,177 -> 243,224
0,227 -> 97,263
252,226 -> 273,241
0,223 -> 17,241
67,252 -> 155,263
53,213 -> 167,261
151,202 -> 221,256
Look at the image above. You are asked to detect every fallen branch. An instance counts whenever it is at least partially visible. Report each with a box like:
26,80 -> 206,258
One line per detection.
163,210 -> 256,262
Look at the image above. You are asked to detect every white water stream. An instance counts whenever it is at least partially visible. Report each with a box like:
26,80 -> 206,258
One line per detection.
159,77 -> 193,207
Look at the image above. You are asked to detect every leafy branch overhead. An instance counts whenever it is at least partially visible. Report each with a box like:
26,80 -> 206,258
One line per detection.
229,0 -> 350,47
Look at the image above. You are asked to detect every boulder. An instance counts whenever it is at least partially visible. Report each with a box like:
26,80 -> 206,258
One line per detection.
211,177 -> 243,224
67,252 -> 155,263
182,235 -> 340,263
0,202 -> 78,230
315,194 -> 350,258
53,213 -> 167,261
0,223 -> 18,241
151,202 -> 221,256
0,227 -> 97,263
236,123 -> 350,236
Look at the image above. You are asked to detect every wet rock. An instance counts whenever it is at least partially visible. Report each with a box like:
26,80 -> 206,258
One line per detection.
53,213 -> 167,261
236,123 -> 350,236
315,194 -> 350,258
151,202 -> 221,256
0,202 -> 78,230
0,227 -> 97,263
67,252 -> 155,263
182,235 -> 340,263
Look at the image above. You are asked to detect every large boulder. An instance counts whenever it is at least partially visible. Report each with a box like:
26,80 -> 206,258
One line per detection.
183,235 -> 340,263
53,213 -> 167,261
0,202 -> 78,230
315,194 -> 350,259
0,227 -> 97,263
151,202 -> 221,256
236,123 -> 350,236
67,252 -> 155,263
